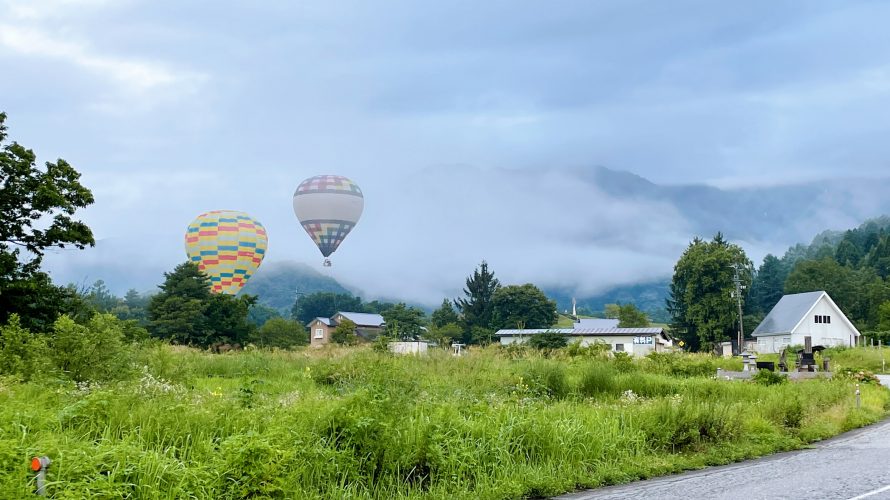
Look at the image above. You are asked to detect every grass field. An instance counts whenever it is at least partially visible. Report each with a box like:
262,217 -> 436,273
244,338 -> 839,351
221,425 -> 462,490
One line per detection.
0,344 -> 887,499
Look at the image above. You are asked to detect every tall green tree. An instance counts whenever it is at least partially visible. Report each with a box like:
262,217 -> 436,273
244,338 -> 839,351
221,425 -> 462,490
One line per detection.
147,262 -> 256,347
667,233 -> 752,351
291,292 -> 363,325
835,238 -> 862,267
382,303 -> 426,340
491,284 -> 557,330
0,112 -> 96,329
430,298 -> 460,328
867,234 -> 890,279
454,260 -> 500,341
617,303 -> 649,327
251,317 -> 308,348
747,254 -> 787,314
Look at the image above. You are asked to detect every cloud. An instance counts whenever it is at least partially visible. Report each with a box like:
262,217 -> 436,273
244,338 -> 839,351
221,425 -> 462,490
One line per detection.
0,24 -> 204,95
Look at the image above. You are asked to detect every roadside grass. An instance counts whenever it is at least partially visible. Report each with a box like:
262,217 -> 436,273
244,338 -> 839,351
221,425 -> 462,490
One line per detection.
0,345 -> 887,499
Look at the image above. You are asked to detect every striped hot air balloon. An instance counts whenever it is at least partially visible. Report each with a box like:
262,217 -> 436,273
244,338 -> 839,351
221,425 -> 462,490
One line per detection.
184,210 -> 268,294
292,175 -> 363,266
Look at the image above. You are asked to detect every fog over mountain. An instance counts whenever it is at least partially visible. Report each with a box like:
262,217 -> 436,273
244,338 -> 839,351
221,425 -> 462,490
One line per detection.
43,166 -> 890,307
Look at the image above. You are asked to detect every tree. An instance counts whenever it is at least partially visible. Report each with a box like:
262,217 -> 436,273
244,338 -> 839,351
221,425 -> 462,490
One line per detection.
747,254 -> 787,315
879,301 -> 890,332
0,112 -> 96,328
147,262 -> 257,347
667,233 -> 752,352
491,284 -> 557,330
867,234 -> 890,279
291,292 -> 363,325
617,303 -> 649,327
382,303 -> 426,340
430,298 -> 460,328
251,317 -> 308,348
603,304 -> 621,320
427,322 -> 462,347
835,238 -> 862,267
85,280 -> 120,312
785,258 -> 890,329
331,319 -> 358,345
454,260 -> 500,339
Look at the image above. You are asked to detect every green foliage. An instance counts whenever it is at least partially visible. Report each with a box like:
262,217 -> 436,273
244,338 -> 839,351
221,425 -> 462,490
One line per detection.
0,113 -> 94,330
667,233 -> 752,351
491,283 -> 558,330
331,318 -> 358,345
0,346 -> 885,498
48,314 -> 133,382
382,303 -> 426,340
878,301 -> 890,331
147,262 -> 257,347
426,322 -> 462,347
603,303 -> 620,319
247,303 -> 280,327
751,369 -> 787,386
430,298 -> 460,328
747,254 -> 787,315
785,258 -> 890,329
617,303 -> 649,327
0,314 -> 47,379
291,291 -> 363,325
454,260 -> 500,339
526,331 -> 568,350
251,317 -> 308,348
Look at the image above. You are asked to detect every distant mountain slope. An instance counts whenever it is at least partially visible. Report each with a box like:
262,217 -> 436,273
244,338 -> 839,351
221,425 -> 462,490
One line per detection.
583,166 -> 890,244
546,280 -> 671,323
240,261 -> 352,313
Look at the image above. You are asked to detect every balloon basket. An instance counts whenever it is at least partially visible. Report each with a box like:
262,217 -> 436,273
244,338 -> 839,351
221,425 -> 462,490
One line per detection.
323,259 -> 332,267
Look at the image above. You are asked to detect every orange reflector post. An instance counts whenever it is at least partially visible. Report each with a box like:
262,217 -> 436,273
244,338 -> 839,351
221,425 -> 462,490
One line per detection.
31,457 -> 41,471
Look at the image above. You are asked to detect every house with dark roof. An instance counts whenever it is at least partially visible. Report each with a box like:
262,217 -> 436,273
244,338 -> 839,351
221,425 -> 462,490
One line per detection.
752,291 -> 860,354
307,311 -> 385,346
495,327 -> 672,356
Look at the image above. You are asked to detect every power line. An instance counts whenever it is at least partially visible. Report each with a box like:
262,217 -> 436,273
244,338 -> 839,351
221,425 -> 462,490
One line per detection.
730,263 -> 746,354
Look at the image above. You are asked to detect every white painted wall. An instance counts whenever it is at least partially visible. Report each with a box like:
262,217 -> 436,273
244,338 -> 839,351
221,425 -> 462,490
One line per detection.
389,341 -> 429,355
755,296 -> 858,353
499,335 -> 664,356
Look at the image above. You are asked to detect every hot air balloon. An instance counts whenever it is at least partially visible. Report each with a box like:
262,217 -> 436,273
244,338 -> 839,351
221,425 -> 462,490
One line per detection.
292,175 -> 363,266
184,210 -> 268,294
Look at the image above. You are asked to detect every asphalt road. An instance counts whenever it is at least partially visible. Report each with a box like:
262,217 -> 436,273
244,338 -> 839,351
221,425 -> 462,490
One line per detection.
557,376 -> 890,500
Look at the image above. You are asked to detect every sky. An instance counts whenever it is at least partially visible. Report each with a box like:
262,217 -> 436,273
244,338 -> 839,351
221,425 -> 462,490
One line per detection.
3,0 -> 890,303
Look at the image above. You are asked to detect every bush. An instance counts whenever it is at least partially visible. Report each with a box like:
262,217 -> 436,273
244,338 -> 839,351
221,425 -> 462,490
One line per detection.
752,369 -> 787,386
0,314 -> 48,379
48,314 -> 134,382
524,363 -> 570,399
527,332 -> 568,351
251,317 -> 308,348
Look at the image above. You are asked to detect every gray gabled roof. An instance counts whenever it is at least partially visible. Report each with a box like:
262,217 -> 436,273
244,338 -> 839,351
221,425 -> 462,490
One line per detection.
574,318 -> 620,328
336,311 -> 385,327
309,317 -> 333,327
752,291 -> 825,337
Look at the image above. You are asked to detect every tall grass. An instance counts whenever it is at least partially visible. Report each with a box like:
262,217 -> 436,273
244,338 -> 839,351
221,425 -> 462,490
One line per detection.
0,346 -> 886,499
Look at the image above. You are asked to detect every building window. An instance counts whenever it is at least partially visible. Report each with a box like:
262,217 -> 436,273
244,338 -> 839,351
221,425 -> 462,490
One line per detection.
825,315 -> 831,324
815,315 -> 821,323
615,344 -> 624,352
315,328 -> 324,339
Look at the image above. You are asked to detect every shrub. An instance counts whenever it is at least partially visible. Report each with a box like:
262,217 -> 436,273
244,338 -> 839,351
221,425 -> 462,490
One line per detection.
611,351 -> 635,373
752,369 -> 787,386
251,317 -> 308,348
565,340 -> 610,358
525,363 -> 570,399
0,314 -> 48,379
48,314 -> 133,382
527,332 -> 568,351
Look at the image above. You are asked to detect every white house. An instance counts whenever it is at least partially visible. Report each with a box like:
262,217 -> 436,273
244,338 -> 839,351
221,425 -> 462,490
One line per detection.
752,291 -> 860,354
495,327 -> 672,356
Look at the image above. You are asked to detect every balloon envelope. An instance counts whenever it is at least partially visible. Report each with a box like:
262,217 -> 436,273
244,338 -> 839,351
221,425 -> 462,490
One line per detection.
292,175 -> 363,258
184,210 -> 268,295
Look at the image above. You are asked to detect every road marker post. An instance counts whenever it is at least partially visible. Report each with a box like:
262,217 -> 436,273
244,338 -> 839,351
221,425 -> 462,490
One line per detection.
856,384 -> 861,409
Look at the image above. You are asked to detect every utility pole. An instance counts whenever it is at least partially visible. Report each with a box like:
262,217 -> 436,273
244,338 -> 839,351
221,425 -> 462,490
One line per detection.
730,263 -> 746,355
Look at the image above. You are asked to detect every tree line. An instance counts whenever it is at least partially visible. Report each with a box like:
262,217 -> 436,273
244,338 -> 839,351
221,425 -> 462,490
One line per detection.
668,219 -> 890,352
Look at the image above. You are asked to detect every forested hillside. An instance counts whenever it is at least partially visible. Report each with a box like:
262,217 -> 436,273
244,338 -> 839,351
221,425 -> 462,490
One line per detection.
746,216 -> 890,332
